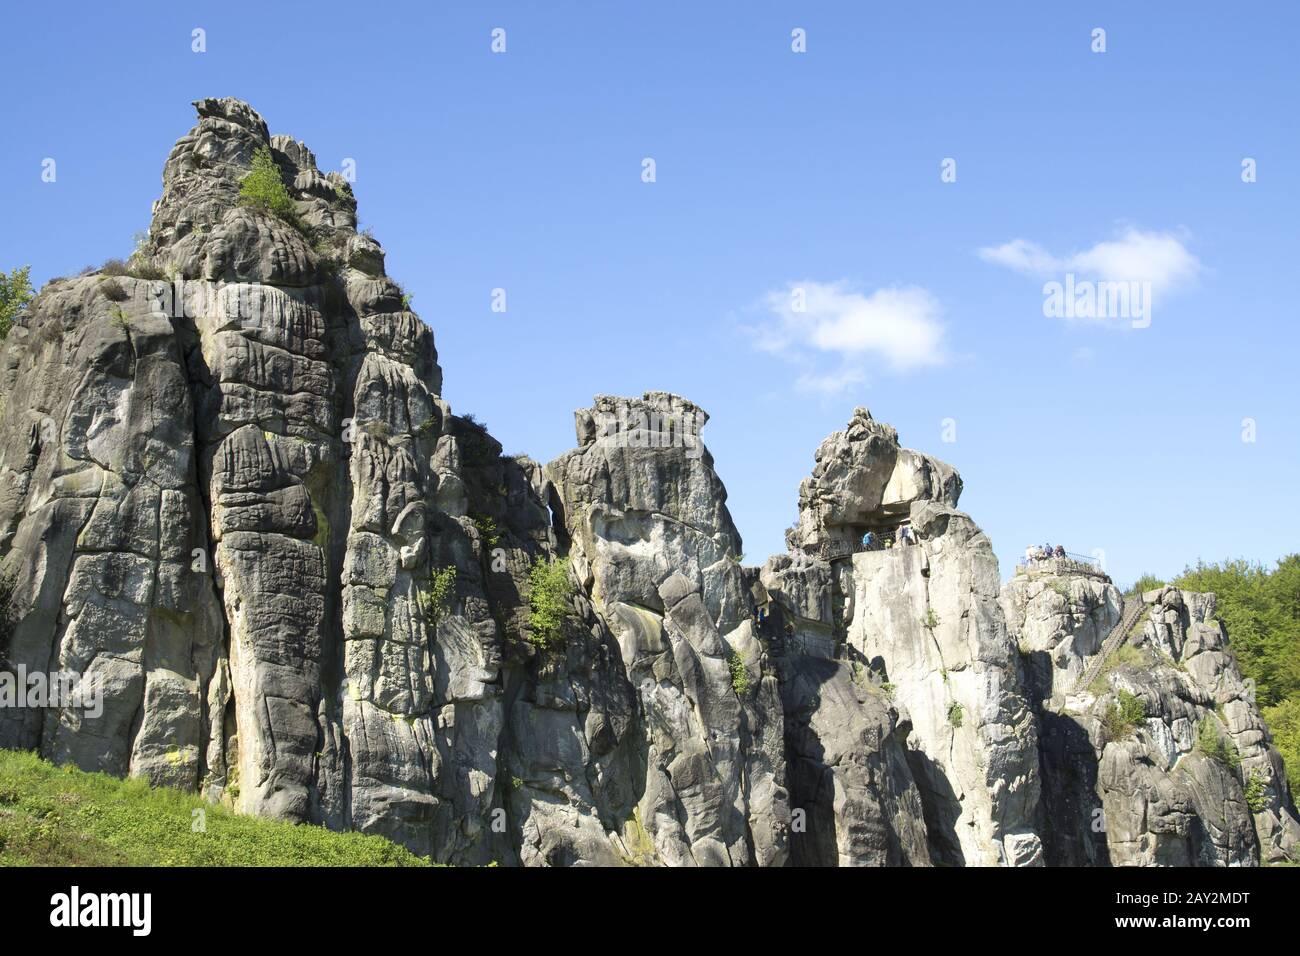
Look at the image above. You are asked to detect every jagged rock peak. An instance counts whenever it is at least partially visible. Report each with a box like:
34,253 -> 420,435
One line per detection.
573,391 -> 709,449
144,96 -> 369,287
789,407 -> 962,556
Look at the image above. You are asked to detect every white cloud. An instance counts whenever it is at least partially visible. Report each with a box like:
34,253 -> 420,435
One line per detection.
978,228 -> 1202,298
750,281 -> 947,393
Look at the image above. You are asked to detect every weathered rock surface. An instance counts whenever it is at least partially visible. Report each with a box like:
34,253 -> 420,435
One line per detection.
1002,568 -> 1300,866
1,100 -> 1296,867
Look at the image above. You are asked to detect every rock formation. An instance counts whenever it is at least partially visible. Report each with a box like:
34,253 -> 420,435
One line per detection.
1003,566 -> 1300,865
0,98 -> 1295,866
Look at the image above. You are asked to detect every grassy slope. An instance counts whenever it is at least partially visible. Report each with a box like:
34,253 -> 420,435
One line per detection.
0,749 -> 430,866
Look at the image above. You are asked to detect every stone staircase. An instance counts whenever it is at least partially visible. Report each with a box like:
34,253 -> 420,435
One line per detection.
1065,596 -> 1148,697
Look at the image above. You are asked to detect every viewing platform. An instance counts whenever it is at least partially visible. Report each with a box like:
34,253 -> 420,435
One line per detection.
1014,554 -> 1111,582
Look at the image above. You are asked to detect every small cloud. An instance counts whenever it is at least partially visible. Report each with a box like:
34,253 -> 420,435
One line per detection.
1072,346 -> 1096,363
979,228 -> 1202,298
748,280 -> 947,391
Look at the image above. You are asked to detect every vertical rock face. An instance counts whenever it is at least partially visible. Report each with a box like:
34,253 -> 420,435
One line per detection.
778,409 -> 1042,866
545,392 -> 789,866
1002,567 -> 1300,866
1,99 -> 1296,867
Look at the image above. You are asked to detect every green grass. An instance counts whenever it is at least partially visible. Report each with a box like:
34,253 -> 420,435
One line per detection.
1088,644 -> 1149,695
0,749 -> 430,866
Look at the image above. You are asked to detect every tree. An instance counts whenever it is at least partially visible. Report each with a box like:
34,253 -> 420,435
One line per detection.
0,265 -> 34,339
527,556 -> 574,649
1174,558 -> 1300,708
238,146 -> 299,225
1174,557 -> 1300,801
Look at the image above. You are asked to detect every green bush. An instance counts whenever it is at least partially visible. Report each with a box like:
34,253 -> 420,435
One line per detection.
0,748 -> 429,866
1196,718 -> 1241,770
0,266 -> 34,340
472,514 -> 499,547
1126,573 -> 1166,597
239,146 -> 302,229
527,556 -> 574,649
1244,771 -> 1268,814
923,608 -> 940,630
1263,697 -> 1300,797
424,565 -> 457,629
1174,557 -> 1300,710
1101,689 -> 1145,742
727,648 -> 750,698
947,701 -> 964,728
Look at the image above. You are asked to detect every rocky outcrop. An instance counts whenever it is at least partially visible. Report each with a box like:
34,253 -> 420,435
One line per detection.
779,410 -> 1042,866
1002,567 -> 1300,866
1,99 -> 1295,867
545,392 -> 788,866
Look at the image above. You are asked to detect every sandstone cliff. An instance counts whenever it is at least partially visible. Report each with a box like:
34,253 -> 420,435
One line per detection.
1,99 -> 1295,867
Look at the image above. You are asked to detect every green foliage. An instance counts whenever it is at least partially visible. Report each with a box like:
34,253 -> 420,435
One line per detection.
923,608 -> 940,630
424,565 -> 457,629
239,146 -> 302,230
1244,771 -> 1268,814
947,701 -> 964,728
1089,644 -> 1149,695
1263,697 -> 1300,797
1196,718 -> 1241,770
1126,573 -> 1167,597
0,265 -> 34,340
0,748 -> 429,866
1173,557 -> 1300,709
727,647 -> 750,698
1101,689 -> 1146,742
527,556 -> 574,649
472,514 -> 499,547
1172,557 -> 1300,800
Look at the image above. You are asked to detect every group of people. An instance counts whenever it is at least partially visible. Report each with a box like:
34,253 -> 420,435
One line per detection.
861,526 -> 915,551
1026,543 -> 1066,562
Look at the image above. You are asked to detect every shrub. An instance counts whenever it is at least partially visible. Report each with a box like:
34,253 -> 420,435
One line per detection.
97,277 -> 128,302
527,556 -> 574,649
727,647 -> 750,698
239,146 -> 302,231
923,608 -> 940,630
472,514 -> 499,547
424,565 -> 457,630
1101,689 -> 1145,741
1126,573 -> 1166,597
0,265 -> 34,340
1263,697 -> 1300,797
1245,771 -> 1268,814
1196,718 -> 1241,770
947,701 -> 964,728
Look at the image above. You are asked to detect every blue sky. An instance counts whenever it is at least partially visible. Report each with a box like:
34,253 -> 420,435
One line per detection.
2,1 -> 1296,586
